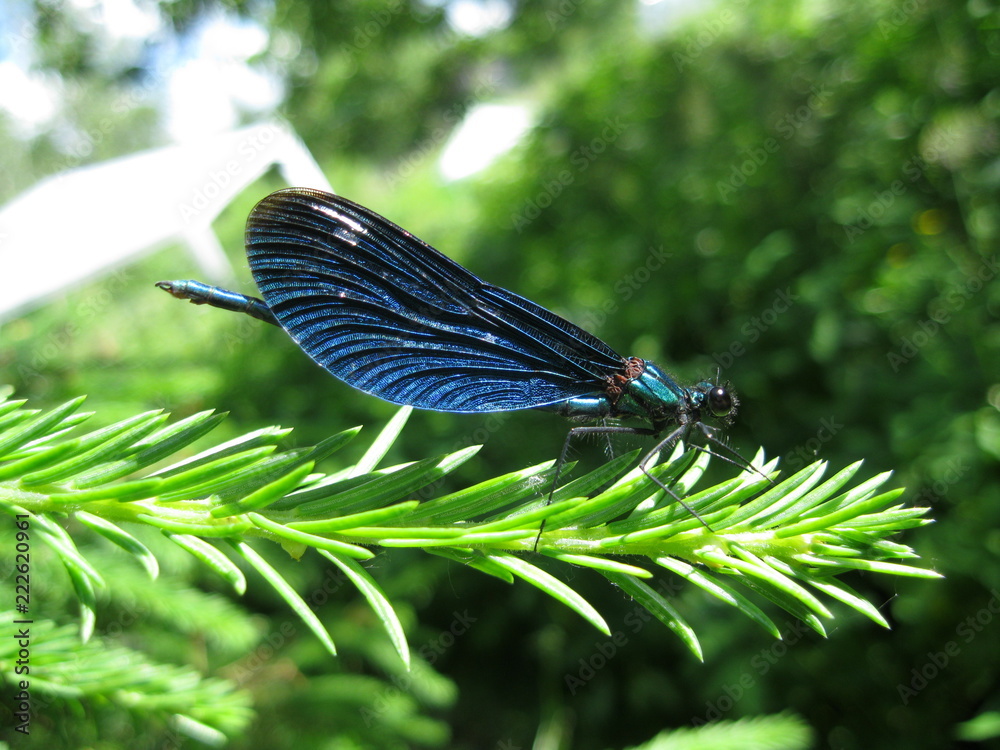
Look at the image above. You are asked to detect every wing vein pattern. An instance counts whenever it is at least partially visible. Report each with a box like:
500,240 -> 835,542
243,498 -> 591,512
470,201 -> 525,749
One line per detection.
246,188 -> 625,413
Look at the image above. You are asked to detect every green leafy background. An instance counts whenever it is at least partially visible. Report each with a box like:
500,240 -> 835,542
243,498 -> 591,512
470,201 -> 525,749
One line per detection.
1,0 -> 998,747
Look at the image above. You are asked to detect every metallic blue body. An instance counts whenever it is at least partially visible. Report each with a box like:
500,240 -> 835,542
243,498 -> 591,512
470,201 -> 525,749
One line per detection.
541,363 -> 720,434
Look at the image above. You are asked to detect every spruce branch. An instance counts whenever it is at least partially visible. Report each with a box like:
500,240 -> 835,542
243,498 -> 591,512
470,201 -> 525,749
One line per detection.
0,611 -> 253,740
0,389 -> 939,667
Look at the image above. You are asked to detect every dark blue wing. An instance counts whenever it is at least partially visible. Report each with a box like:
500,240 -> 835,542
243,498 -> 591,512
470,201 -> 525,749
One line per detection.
245,188 -> 624,413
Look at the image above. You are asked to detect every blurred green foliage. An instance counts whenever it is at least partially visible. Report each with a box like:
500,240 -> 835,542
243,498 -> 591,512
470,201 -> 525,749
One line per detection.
1,0 -> 998,748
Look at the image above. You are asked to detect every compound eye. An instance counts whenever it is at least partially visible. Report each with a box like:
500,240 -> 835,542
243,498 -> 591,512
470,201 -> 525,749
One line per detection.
707,386 -> 733,417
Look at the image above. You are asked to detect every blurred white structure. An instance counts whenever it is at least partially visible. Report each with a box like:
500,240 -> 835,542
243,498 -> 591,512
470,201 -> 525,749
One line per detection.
0,121 -> 329,321
438,103 -> 533,182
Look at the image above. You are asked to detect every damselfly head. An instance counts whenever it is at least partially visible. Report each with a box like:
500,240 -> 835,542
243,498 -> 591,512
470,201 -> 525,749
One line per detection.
707,385 -> 735,419
691,380 -> 738,425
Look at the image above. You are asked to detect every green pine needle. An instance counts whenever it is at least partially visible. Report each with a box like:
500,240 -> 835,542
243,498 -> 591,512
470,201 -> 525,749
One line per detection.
0,612 -> 253,738
0,389 -> 940,672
